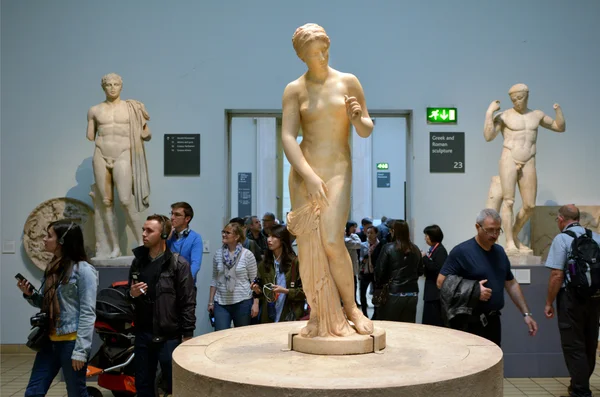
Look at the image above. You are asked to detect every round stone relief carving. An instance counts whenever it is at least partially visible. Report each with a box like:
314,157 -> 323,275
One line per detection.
23,197 -> 96,270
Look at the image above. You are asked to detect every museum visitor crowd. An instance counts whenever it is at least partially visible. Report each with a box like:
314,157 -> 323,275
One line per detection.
15,202 -> 600,397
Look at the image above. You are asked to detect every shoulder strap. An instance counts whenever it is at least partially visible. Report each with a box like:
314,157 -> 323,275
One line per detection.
585,229 -> 593,238
290,258 -> 298,285
562,230 -> 577,239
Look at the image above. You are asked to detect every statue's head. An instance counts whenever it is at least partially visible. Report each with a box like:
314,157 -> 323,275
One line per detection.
508,83 -> 529,112
101,73 -> 123,99
292,23 -> 330,68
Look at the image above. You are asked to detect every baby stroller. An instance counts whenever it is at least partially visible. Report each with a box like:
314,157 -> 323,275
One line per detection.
86,281 -> 137,397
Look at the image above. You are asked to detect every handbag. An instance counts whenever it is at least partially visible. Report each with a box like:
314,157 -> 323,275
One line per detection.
372,267 -> 402,307
26,324 -> 49,352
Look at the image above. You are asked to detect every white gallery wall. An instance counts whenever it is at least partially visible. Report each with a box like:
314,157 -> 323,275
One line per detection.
2,0 -> 599,343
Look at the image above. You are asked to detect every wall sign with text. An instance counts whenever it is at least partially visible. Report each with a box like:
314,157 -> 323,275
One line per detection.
429,132 -> 465,173
164,134 -> 201,176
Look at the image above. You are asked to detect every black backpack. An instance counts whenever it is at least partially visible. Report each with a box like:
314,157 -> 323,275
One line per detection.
563,228 -> 600,299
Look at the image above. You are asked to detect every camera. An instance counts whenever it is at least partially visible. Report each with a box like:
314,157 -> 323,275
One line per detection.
30,312 -> 49,328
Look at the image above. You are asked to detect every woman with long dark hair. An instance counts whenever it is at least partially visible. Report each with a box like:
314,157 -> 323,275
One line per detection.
374,220 -> 423,323
17,219 -> 98,397
421,224 -> 448,326
251,225 -> 306,323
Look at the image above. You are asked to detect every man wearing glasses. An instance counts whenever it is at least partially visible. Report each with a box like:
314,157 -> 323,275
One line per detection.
437,208 -> 538,346
167,202 -> 204,283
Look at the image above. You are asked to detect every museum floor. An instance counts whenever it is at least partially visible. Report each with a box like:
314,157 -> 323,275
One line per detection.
1,351 -> 599,397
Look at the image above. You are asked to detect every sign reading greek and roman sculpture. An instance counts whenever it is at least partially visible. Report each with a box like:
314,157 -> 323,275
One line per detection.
164,134 -> 201,176
429,132 -> 465,173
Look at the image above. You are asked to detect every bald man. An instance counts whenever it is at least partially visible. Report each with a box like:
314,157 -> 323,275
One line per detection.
484,84 -> 565,255
544,204 -> 600,397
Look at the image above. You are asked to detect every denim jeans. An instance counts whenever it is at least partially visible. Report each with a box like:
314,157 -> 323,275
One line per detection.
25,340 -> 88,397
214,298 -> 252,331
134,331 -> 181,397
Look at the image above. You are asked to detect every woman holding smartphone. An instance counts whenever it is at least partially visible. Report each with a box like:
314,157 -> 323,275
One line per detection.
16,220 -> 98,397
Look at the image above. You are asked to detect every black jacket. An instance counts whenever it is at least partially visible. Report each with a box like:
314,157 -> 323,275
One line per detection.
375,243 -> 423,294
439,275 -> 480,329
422,244 -> 448,302
128,247 -> 196,339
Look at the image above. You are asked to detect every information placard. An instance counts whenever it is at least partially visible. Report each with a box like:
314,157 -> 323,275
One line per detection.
376,172 -> 391,188
429,132 -> 465,173
164,134 -> 200,176
237,172 -> 252,218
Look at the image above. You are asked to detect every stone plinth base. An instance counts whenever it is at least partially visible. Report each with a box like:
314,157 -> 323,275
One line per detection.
508,253 -> 542,266
90,256 -> 134,268
288,326 -> 386,355
173,321 -> 503,397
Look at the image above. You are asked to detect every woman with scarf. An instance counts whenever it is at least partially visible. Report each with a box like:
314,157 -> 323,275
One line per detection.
251,225 -> 306,323
17,220 -> 98,397
421,224 -> 448,326
359,225 -> 383,318
208,222 -> 258,331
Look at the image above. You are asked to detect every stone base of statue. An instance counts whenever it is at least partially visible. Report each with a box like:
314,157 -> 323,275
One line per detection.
173,321 -> 503,397
288,325 -> 386,355
90,256 -> 134,268
507,252 -> 542,267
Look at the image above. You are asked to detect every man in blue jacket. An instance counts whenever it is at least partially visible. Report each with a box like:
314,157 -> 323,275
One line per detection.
167,202 -> 203,284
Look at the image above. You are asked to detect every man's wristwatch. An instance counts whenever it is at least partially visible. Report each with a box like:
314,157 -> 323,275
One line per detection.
523,312 -> 533,317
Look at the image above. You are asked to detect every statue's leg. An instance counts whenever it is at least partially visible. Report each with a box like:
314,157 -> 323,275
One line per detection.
288,171 -> 318,337
319,175 -> 373,335
514,158 -> 537,252
486,176 -> 503,212
114,153 -> 143,245
498,150 -> 519,253
92,150 -> 121,258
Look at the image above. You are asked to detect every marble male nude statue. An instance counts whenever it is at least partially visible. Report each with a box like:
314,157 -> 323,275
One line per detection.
87,73 -> 151,258
283,23 -> 374,337
484,83 -> 565,255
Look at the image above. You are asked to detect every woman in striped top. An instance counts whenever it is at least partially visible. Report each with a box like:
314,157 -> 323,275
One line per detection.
208,222 -> 259,331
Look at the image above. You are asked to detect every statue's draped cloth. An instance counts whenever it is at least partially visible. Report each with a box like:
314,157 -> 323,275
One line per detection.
126,100 -> 151,212
287,203 -> 355,337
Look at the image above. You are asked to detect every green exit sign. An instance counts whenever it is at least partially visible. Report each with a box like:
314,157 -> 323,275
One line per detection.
376,163 -> 389,170
427,107 -> 457,124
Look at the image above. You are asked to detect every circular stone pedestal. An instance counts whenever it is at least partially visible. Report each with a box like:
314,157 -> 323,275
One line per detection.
173,321 -> 503,397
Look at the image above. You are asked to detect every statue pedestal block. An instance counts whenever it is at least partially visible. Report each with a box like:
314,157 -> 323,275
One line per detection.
90,256 -> 133,268
288,326 -> 386,355
508,253 -> 542,267
173,321 -> 503,397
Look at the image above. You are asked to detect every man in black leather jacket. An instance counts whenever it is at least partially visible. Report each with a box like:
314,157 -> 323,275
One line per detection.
128,214 -> 196,397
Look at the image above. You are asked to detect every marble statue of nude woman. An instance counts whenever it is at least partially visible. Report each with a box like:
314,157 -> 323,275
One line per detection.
282,23 -> 374,337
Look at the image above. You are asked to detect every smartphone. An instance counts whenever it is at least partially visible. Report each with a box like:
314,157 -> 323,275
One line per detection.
15,273 -> 34,293
131,272 -> 145,294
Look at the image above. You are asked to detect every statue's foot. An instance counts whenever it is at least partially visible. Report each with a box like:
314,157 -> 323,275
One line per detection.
514,238 -> 533,254
345,305 -> 373,335
108,248 -> 121,258
300,316 -> 318,338
504,244 -> 520,256
518,245 -> 533,254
